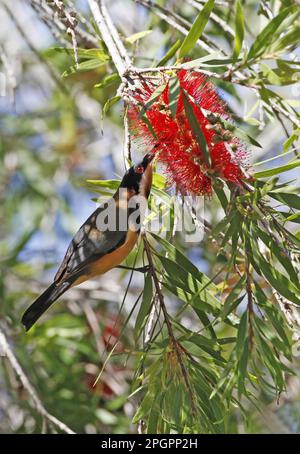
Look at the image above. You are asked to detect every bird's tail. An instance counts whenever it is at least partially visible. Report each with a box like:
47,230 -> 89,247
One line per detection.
22,281 -> 71,332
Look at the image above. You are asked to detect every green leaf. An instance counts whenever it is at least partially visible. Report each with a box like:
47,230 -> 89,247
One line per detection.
181,54 -> 236,69
258,63 -> 300,86
147,398 -> 160,434
158,254 -> 218,300
140,114 -> 158,139
94,73 -> 120,88
132,392 -> 153,423
270,26 -> 300,53
211,210 -> 234,237
135,273 -> 153,337
138,83 -> 168,118
220,211 -> 241,250
126,30 -> 153,44
157,39 -> 181,67
283,129 -> 300,152
62,58 -> 108,77
152,173 -> 167,189
254,283 -> 291,347
178,0 -> 215,58
254,328 -> 285,389
86,179 -> 120,190
248,7 -> 298,59
254,159 -> 300,178
233,0 -> 245,59
268,191 -> 300,210
150,233 -> 217,290
222,276 -> 246,319
236,311 -> 248,357
49,47 -> 109,60
182,90 -> 211,166
284,212 -> 300,223
103,95 -> 121,115
212,114 -> 262,148
168,77 -> 180,117
251,245 -> 300,305
253,226 -> 299,285
183,334 -> 224,362
163,282 -> 217,314
213,183 -> 228,212
237,337 -> 249,397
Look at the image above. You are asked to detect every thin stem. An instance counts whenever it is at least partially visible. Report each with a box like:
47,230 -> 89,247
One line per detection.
3,2 -> 69,96
142,233 -> 197,417
135,0 -> 212,53
0,329 -> 75,434
87,0 -> 127,76
100,0 -> 131,67
245,244 -> 254,349
188,0 -> 235,38
123,102 -> 132,166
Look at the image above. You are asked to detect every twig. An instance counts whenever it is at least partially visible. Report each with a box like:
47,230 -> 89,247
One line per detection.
270,100 -> 300,129
29,0 -> 98,48
144,297 -> 158,345
123,102 -> 132,166
0,328 -> 75,434
50,0 -> 79,67
100,0 -> 131,67
135,0 -> 211,53
142,233 -> 197,417
273,111 -> 299,157
3,1 -> 69,96
133,64 -> 222,79
245,250 -> 254,350
0,44 -> 17,105
87,0 -> 127,76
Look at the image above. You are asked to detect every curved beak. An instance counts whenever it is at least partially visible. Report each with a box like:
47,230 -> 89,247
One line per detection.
142,153 -> 155,169
140,154 -> 153,199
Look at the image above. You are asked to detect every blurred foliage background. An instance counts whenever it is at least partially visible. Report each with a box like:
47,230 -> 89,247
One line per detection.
0,0 -> 300,434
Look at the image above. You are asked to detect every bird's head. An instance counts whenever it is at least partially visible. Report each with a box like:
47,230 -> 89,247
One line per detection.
119,153 -> 154,199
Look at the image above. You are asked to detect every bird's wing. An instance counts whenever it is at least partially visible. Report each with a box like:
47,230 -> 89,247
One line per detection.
54,204 -> 127,283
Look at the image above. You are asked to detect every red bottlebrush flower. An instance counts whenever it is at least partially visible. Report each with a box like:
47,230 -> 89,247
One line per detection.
102,317 -> 124,352
129,70 -> 249,196
85,372 -> 115,398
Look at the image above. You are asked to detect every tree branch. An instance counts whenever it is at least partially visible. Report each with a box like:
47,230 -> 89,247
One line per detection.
0,328 -> 75,434
3,1 -> 69,96
100,0 -> 131,67
87,0 -> 129,76
142,233 -> 197,417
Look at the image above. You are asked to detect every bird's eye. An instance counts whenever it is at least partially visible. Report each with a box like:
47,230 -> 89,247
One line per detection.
135,165 -> 144,174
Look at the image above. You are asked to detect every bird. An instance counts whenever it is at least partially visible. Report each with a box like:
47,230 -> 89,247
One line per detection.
22,153 -> 154,331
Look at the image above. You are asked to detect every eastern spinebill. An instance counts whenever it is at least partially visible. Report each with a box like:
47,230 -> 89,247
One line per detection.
22,154 -> 154,331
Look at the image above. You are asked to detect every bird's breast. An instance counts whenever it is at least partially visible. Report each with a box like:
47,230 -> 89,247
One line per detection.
73,228 -> 139,286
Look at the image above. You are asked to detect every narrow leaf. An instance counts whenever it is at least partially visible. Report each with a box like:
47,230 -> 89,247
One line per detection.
62,58 -> 107,78
168,77 -> 180,117
179,0 -> 215,58
182,90 -> 211,166
248,7 -> 297,59
103,95 -> 121,115
126,30 -> 152,44
254,159 -> 300,178
135,273 -> 153,337
157,39 -> 181,67
233,0 -> 245,59
138,83 -> 167,118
